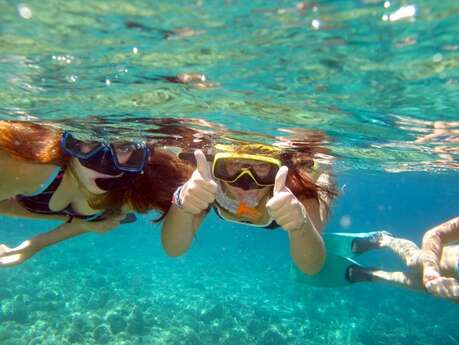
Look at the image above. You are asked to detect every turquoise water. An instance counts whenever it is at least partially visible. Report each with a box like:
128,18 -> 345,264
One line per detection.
1,0 -> 458,344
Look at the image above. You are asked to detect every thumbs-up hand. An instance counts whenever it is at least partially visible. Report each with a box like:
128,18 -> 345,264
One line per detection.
266,166 -> 308,232
178,150 -> 218,215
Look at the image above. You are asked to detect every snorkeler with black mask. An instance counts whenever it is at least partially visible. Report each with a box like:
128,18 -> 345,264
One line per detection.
0,120 -> 192,267
60,131 -> 149,192
15,132 -> 148,222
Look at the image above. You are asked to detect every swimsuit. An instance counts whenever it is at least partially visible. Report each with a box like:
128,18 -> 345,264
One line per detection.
16,166 -> 105,221
213,204 -> 279,229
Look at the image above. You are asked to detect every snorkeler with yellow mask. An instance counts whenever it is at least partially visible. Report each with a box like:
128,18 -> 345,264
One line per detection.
161,143 -> 338,275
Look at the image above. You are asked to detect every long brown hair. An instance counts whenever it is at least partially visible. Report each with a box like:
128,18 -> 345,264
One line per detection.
0,120 -> 66,165
281,151 -> 338,208
93,145 -> 193,217
0,120 -> 193,218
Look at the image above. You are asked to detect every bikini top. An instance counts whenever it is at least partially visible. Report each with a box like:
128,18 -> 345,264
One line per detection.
16,167 -> 105,222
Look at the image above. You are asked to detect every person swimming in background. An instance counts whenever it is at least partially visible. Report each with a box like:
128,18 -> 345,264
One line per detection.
413,120 -> 459,169
390,117 -> 459,171
161,141 -> 338,275
123,20 -> 205,40
294,217 -> 459,303
0,120 -> 192,266
142,72 -> 218,89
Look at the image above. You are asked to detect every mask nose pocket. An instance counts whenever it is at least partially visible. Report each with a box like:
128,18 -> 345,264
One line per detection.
229,172 -> 263,190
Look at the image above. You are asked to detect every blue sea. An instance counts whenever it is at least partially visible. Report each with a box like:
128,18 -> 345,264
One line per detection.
0,0 -> 458,344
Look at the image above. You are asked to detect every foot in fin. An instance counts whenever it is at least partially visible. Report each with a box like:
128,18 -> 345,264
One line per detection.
345,264 -> 376,283
351,231 -> 393,254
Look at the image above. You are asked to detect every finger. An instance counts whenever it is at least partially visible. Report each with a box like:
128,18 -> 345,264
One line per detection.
182,203 -> 201,215
273,166 -> 288,194
266,191 -> 292,212
0,243 -> 26,256
186,194 -> 209,211
0,253 -> 21,266
193,188 -> 217,204
194,179 -> 218,195
268,201 -> 292,219
276,213 -> 296,226
202,179 -> 218,194
0,244 -> 9,256
183,183 -> 216,203
194,150 -> 212,181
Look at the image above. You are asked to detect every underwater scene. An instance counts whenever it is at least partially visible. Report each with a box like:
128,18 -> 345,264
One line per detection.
0,0 -> 458,344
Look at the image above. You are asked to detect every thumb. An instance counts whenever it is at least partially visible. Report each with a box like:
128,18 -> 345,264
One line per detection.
194,149 -> 212,180
273,166 -> 288,194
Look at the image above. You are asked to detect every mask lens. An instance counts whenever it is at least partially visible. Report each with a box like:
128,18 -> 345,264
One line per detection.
213,157 -> 279,185
111,142 -> 147,171
252,162 -> 278,185
213,158 -> 240,181
63,133 -> 101,158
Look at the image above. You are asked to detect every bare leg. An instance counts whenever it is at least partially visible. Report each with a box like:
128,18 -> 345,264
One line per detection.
370,269 -> 423,291
379,233 -> 421,268
347,233 -> 423,291
351,245 -> 458,294
440,245 -> 459,278
346,264 -> 422,291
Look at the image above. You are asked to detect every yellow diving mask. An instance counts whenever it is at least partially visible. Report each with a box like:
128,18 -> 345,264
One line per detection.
212,152 -> 281,190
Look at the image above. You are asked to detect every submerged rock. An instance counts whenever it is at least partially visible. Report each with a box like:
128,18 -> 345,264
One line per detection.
87,290 -> 110,310
200,303 -> 225,323
126,307 -> 145,335
106,311 -> 127,334
247,319 -> 265,337
221,329 -> 249,345
256,329 -> 288,345
65,329 -> 84,344
1,298 -> 28,324
0,324 -> 12,342
170,326 -> 203,345
93,324 -> 111,344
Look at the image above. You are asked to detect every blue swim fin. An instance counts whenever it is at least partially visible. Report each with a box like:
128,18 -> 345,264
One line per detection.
291,254 -> 360,287
323,231 -> 389,258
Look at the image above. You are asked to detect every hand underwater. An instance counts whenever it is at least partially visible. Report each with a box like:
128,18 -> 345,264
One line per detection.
0,241 -> 37,267
266,166 -> 309,232
178,150 -> 218,215
424,276 -> 459,301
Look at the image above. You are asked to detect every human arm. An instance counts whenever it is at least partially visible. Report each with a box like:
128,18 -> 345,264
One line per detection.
1,220 -> 86,267
161,206 -> 206,256
0,150 -> 60,201
0,205 -> 126,267
266,166 -> 325,275
421,217 -> 459,300
161,150 -> 217,256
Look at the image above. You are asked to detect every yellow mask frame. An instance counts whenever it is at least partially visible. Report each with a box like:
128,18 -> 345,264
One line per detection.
212,152 -> 281,186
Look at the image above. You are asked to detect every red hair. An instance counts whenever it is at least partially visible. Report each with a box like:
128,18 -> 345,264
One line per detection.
0,120 -> 66,165
282,151 -> 338,206
93,146 -> 193,218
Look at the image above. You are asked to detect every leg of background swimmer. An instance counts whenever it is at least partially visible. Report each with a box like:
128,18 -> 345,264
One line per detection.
348,246 -> 459,298
439,245 -> 459,278
379,233 -> 421,267
369,269 -> 424,290
346,264 -> 424,291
